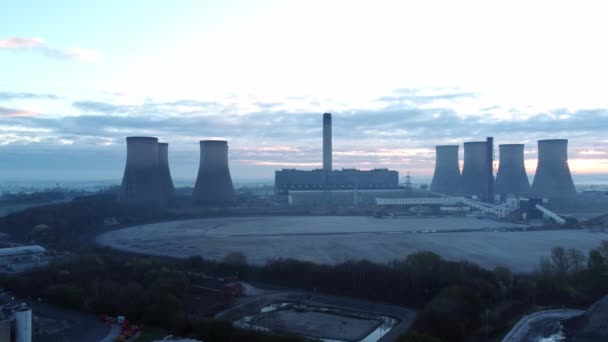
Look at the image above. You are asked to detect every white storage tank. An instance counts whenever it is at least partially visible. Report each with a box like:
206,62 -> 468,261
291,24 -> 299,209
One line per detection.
15,306 -> 32,342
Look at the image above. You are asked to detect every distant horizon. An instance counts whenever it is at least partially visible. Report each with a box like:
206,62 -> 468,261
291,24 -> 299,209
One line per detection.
2,173 -> 608,188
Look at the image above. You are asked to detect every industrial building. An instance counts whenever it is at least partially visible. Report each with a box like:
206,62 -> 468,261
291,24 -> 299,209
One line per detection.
275,113 -> 400,200
276,168 -> 399,198
118,137 -> 175,207
288,189 -> 424,206
531,139 -> 577,199
0,245 -> 48,273
192,140 -> 236,204
0,301 -> 32,342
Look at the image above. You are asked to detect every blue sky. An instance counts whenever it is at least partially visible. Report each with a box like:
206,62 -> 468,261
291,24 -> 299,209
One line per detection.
1,0 -> 608,183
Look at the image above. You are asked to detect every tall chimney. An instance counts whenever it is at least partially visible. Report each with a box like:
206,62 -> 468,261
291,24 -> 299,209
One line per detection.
461,141 -> 490,199
495,144 -> 530,198
531,139 -> 576,199
485,136 -> 494,202
193,140 -> 235,204
323,113 -> 332,171
118,137 -> 165,207
157,142 -> 175,201
430,145 -> 461,195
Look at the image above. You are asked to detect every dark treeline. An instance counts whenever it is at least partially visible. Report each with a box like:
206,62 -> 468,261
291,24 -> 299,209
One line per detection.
0,196 -> 312,248
0,195 -> 168,247
1,241 -> 607,342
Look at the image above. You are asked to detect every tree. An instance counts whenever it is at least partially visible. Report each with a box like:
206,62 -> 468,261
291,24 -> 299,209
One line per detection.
587,250 -> 606,275
567,248 -> 586,274
598,240 -> 608,259
223,251 -> 248,266
550,246 -> 570,277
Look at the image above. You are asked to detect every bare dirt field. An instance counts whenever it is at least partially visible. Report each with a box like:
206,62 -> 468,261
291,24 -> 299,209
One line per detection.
96,216 -> 608,273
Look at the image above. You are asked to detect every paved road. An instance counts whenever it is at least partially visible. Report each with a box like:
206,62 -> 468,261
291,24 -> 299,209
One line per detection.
502,309 -> 584,342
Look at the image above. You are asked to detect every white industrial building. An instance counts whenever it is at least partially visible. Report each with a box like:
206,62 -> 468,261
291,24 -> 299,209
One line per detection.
288,189 -> 428,206
0,246 -> 48,273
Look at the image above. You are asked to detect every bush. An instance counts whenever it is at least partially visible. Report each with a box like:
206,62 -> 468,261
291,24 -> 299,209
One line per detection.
45,284 -> 86,309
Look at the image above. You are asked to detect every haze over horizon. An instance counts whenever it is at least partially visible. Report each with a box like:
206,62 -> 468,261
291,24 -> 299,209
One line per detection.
2,0 -> 608,182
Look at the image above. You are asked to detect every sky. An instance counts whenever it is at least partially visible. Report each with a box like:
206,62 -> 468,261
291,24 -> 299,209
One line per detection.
1,0 -> 608,184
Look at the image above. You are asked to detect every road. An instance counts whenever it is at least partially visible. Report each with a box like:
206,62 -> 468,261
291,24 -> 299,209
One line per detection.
502,309 -> 584,342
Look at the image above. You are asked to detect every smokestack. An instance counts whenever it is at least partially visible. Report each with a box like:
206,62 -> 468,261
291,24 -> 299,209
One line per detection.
157,142 -> 175,201
531,139 -> 576,199
430,145 -> 461,195
486,136 -> 494,202
118,137 -> 165,207
461,141 -> 491,199
193,140 -> 235,204
494,144 -> 530,198
323,113 -> 332,171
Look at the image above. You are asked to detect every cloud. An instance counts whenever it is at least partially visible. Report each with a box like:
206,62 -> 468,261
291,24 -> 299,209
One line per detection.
2,91 -> 608,179
0,91 -> 59,100
0,36 -> 102,62
0,106 -> 37,117
0,37 -> 44,48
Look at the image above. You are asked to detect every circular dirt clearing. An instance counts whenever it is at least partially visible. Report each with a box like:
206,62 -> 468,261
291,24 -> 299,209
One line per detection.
96,216 -> 606,272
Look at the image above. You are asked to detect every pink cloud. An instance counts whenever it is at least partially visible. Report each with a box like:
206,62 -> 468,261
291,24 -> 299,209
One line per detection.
0,36 -> 101,62
0,106 -> 38,117
0,37 -> 44,49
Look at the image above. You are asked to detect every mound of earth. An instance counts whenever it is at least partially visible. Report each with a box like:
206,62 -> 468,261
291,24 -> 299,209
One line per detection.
563,295 -> 608,341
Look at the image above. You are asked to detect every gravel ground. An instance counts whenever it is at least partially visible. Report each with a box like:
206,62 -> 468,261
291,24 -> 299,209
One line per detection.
97,216 -> 608,273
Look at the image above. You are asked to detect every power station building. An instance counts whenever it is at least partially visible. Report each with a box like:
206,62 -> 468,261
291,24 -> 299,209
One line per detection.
275,113 -> 400,200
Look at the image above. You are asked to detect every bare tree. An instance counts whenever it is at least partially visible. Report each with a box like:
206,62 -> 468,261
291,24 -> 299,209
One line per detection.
567,248 -> 586,273
550,246 -> 570,277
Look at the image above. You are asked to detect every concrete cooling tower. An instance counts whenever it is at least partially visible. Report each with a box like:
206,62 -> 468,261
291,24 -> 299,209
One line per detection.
494,144 -> 531,197
192,140 -> 235,204
531,139 -> 576,199
157,142 -> 175,201
430,145 -> 461,195
118,137 -> 165,207
461,141 -> 491,199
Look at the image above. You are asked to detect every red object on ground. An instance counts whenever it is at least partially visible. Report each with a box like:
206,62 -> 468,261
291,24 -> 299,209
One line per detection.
224,282 -> 243,297
221,275 -> 239,283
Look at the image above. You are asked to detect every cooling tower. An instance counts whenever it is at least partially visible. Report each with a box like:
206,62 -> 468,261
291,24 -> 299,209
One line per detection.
461,141 -> 491,199
531,139 -> 576,199
494,144 -> 530,197
118,137 -> 165,207
157,142 -> 175,201
192,140 -> 236,204
323,113 -> 332,171
430,145 -> 461,195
